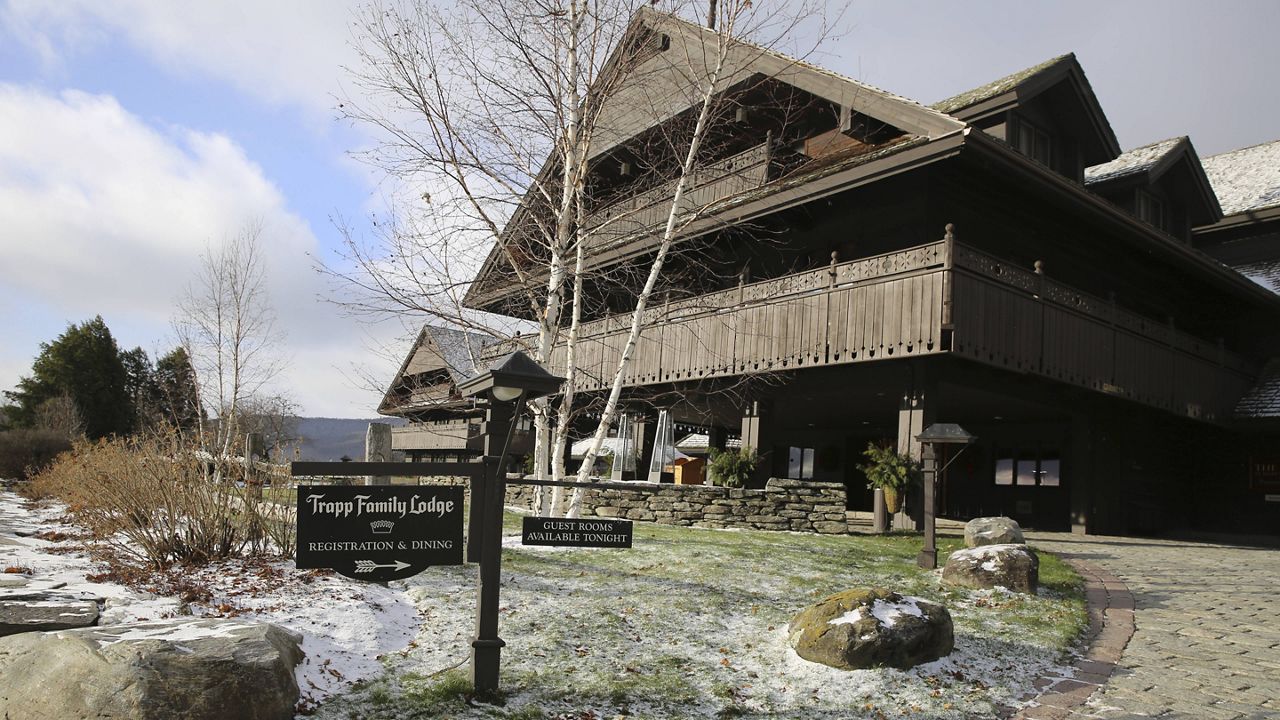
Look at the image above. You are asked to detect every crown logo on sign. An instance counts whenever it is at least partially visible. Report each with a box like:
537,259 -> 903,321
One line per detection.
370,520 -> 395,534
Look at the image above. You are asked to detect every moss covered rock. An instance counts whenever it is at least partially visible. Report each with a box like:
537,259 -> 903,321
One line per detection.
787,588 -> 953,670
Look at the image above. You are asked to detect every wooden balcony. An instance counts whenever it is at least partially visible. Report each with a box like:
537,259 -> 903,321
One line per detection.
948,245 -> 1257,422
521,238 -> 1257,423
550,240 -> 950,389
583,142 -> 772,251
388,384 -> 456,414
391,421 -> 477,452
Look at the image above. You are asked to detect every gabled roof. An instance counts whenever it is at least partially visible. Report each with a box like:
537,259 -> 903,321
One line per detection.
378,326 -> 496,415
464,8 -> 965,311
1201,139 -> 1280,217
1084,136 -> 1222,224
590,8 -> 963,159
932,53 -> 1121,162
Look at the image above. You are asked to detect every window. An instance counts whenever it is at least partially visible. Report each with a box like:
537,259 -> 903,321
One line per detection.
1136,189 -> 1167,231
787,446 -> 815,480
1012,116 -> 1053,167
994,451 -> 1061,487
995,458 -> 1014,485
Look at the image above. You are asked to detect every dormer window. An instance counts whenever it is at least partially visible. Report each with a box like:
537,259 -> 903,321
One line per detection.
1136,188 -> 1167,231
1012,115 -> 1053,167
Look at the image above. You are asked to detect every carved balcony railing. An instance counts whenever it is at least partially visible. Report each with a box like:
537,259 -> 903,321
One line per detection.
949,244 -> 1257,422
549,239 -> 950,390
476,236 -> 1257,424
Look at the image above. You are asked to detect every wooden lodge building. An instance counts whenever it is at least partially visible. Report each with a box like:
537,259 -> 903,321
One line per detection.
380,11 -> 1280,536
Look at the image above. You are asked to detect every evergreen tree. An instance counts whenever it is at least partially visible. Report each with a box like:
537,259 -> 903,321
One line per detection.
120,347 -> 159,431
4,316 -> 131,439
153,347 -> 203,434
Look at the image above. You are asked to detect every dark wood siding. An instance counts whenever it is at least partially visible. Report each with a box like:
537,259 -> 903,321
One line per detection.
950,244 -> 1255,422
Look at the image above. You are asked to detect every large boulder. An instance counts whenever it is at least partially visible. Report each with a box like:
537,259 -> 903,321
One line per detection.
0,592 -> 99,636
0,619 -> 303,720
788,588 -> 953,670
942,544 -> 1039,593
963,516 -> 1024,547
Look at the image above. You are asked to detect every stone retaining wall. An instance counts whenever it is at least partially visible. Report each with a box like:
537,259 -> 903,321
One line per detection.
504,478 -> 849,534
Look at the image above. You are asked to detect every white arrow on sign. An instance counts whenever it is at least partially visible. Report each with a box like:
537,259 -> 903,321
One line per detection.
353,560 -> 411,573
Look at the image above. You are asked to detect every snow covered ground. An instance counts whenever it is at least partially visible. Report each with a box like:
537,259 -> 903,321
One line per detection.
0,491 -> 417,711
1,491 -> 1084,719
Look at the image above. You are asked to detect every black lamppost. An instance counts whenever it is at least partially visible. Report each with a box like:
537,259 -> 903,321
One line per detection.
457,350 -> 563,694
915,423 -> 977,570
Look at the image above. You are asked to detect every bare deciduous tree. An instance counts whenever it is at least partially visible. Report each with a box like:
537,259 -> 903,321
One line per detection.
175,222 -> 289,467
33,393 -> 84,439
332,0 -> 831,513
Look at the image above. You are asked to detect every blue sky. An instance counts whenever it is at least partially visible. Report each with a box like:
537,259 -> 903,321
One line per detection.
1,0 -> 1277,417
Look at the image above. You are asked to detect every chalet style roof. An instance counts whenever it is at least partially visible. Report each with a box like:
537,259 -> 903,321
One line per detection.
1236,358 -> 1280,418
931,53 -> 1120,160
378,325 -> 496,415
1084,137 -> 1186,184
464,8 -> 966,310
1083,136 -> 1222,224
590,8 -> 963,159
1201,139 -> 1280,217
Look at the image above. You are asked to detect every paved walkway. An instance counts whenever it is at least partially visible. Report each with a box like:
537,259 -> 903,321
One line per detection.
1023,531 -> 1280,720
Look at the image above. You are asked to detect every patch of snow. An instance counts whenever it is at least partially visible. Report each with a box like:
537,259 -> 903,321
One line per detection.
829,596 -> 926,629
0,491 -> 417,709
827,606 -> 867,626
87,619 -> 261,645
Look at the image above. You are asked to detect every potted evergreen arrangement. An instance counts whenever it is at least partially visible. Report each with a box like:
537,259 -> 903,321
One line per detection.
858,441 -> 921,515
707,446 -> 757,488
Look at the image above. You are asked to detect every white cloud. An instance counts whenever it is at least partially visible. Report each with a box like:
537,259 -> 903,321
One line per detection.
0,84 -> 396,416
2,0 -> 358,116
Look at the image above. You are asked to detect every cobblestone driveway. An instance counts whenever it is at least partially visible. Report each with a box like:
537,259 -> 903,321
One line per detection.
1026,532 -> 1280,720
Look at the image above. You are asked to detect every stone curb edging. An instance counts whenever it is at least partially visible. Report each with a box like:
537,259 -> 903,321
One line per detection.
1009,557 -> 1136,720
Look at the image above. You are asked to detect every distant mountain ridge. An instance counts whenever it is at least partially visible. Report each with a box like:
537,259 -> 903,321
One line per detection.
293,417 -> 406,462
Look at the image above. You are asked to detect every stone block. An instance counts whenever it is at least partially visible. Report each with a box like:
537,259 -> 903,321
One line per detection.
813,521 -> 849,534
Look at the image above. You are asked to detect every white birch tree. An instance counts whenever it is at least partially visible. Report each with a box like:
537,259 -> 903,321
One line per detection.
334,0 -> 829,511
174,223 -> 288,471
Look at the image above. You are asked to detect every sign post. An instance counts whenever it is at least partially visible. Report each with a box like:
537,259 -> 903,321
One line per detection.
457,350 -> 565,695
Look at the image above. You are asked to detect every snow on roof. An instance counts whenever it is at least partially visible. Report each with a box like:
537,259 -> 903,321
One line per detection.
1236,358 -> 1280,419
674,432 -> 741,451
1084,137 -> 1186,185
570,437 -> 623,458
1233,258 -> 1280,296
931,54 -> 1073,116
1202,139 -> 1280,216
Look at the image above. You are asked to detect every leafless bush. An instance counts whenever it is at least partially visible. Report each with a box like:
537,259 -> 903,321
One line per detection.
29,432 -> 294,568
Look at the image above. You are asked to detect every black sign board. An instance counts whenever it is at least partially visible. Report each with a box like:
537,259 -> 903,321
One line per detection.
521,516 -> 633,548
296,485 -> 464,581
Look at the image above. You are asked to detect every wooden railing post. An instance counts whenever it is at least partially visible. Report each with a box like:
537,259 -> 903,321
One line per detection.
1034,259 -> 1045,374
1108,291 -> 1119,388
826,250 -> 838,364
941,225 -> 955,324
